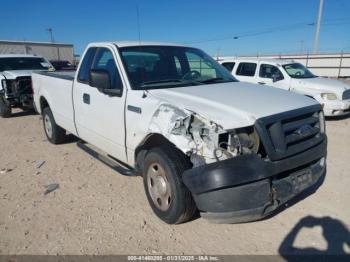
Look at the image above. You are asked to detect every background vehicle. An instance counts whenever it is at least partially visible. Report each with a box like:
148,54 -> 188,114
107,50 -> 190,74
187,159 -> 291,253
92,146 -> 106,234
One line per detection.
50,60 -> 76,71
221,58 -> 350,117
0,54 -> 53,117
32,42 -> 327,224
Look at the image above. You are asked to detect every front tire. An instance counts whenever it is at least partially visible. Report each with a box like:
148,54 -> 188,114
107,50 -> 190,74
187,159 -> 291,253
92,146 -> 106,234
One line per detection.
142,147 -> 197,224
0,96 -> 11,118
42,107 -> 66,144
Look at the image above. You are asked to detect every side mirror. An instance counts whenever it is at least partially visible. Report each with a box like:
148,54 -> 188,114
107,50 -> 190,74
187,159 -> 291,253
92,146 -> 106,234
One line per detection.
272,73 -> 280,82
89,69 -> 111,90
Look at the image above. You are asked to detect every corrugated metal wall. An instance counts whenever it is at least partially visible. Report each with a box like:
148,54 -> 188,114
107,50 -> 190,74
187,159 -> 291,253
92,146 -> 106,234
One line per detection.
0,41 -> 74,63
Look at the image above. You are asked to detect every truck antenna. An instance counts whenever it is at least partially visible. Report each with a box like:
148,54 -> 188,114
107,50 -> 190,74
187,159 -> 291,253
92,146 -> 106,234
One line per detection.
136,5 -> 141,45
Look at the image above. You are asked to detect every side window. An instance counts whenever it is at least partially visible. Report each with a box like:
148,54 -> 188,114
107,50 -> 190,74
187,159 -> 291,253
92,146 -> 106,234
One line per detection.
259,64 -> 284,81
236,62 -> 257,77
91,48 -> 123,91
78,47 -> 97,83
221,62 -> 235,72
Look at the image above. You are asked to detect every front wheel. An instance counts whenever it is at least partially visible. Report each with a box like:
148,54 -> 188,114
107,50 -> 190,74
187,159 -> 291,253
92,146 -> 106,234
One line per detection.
142,147 -> 197,224
42,107 -> 66,144
0,96 -> 11,118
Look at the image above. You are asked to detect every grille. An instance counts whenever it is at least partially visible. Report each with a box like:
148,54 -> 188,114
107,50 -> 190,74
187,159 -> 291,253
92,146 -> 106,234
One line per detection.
255,105 -> 325,161
342,89 -> 350,100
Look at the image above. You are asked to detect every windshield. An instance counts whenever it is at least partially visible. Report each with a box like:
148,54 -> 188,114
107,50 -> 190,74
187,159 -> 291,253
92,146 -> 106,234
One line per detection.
0,57 -> 50,72
282,63 -> 317,79
119,46 -> 236,90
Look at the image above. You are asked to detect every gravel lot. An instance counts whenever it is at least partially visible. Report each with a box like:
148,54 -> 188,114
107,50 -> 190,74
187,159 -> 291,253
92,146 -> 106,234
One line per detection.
0,103 -> 350,255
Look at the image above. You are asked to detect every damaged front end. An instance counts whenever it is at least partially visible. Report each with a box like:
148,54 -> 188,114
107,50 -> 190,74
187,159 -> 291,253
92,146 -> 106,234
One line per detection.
149,104 -> 327,223
149,104 -> 260,167
1,77 -> 33,108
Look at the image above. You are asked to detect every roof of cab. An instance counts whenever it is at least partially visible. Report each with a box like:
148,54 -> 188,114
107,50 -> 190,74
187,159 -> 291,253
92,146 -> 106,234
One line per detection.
220,57 -> 295,65
89,41 -> 187,48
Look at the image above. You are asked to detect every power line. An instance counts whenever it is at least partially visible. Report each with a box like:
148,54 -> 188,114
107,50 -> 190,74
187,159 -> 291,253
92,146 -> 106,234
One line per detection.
184,17 -> 350,45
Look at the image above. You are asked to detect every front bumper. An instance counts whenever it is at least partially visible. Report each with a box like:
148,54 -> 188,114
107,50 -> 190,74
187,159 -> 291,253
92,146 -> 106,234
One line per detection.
183,139 -> 327,223
323,99 -> 350,116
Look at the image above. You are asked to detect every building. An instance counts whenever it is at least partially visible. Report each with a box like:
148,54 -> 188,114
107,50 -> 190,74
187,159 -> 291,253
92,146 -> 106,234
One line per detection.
0,40 -> 75,63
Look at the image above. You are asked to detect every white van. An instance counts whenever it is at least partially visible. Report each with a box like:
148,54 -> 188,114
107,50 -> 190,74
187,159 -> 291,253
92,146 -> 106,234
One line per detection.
220,58 -> 350,117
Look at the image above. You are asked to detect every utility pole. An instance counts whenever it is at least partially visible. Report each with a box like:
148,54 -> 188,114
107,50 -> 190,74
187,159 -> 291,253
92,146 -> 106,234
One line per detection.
313,0 -> 324,54
46,28 -> 54,43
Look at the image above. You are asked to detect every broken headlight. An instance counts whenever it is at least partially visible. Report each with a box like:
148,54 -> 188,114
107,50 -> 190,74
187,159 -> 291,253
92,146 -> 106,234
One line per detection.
215,126 -> 260,160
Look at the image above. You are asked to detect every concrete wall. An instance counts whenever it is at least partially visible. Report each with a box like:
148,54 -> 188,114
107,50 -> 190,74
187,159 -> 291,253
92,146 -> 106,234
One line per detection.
219,53 -> 350,78
0,41 -> 74,63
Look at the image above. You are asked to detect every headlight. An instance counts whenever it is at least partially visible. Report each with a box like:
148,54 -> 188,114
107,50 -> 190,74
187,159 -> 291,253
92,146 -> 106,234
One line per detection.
319,110 -> 326,133
321,93 -> 338,100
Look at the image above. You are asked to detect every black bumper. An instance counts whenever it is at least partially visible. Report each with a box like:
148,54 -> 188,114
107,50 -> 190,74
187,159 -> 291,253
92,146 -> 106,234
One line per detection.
182,139 -> 327,223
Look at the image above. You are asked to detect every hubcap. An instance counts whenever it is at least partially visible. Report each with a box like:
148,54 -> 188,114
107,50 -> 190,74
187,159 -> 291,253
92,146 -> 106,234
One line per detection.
147,163 -> 172,211
44,114 -> 53,139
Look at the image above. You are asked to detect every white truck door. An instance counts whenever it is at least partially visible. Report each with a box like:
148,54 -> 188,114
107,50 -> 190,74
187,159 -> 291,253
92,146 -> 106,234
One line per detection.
257,63 -> 290,90
73,47 -> 127,163
233,62 -> 258,84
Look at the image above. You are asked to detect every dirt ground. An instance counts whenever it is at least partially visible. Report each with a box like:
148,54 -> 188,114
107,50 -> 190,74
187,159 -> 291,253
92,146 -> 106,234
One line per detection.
1,103 -> 350,255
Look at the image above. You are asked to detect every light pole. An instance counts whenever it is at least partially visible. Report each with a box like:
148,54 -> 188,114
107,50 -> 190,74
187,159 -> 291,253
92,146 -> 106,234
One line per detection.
313,0 -> 324,54
46,28 -> 54,43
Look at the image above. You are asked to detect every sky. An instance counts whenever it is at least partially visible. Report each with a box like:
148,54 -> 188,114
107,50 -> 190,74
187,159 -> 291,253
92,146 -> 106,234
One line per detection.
1,0 -> 350,56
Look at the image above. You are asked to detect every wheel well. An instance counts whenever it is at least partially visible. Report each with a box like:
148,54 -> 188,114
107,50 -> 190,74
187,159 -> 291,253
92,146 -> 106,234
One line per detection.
134,134 -> 179,171
40,97 -> 49,113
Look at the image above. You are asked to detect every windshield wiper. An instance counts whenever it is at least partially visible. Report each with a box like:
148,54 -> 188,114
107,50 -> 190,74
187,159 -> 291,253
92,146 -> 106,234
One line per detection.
139,79 -> 183,87
198,77 -> 229,84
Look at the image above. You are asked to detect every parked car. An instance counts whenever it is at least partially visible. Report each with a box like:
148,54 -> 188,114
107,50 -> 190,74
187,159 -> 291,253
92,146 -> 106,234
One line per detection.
0,54 -> 53,117
32,42 -> 327,224
220,58 -> 350,117
50,60 -> 76,71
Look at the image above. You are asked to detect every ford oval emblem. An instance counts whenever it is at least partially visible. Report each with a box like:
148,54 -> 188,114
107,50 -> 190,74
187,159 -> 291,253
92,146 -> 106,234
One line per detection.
295,125 -> 313,137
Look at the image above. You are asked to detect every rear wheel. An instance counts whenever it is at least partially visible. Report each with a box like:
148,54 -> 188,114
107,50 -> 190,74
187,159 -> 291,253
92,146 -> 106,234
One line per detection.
142,147 -> 197,224
42,107 -> 66,144
0,96 -> 11,118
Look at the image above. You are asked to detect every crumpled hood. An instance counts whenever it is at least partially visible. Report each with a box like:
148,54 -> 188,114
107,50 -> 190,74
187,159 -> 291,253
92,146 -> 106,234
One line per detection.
292,77 -> 350,98
1,70 -> 35,79
148,82 -> 318,129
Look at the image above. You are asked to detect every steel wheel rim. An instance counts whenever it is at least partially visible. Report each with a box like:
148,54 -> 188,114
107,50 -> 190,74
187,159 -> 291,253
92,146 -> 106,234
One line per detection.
44,114 -> 53,139
147,163 -> 172,211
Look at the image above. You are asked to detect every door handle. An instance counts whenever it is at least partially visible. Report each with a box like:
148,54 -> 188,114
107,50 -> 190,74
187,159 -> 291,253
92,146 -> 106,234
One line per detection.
83,93 -> 90,104
258,82 -> 266,85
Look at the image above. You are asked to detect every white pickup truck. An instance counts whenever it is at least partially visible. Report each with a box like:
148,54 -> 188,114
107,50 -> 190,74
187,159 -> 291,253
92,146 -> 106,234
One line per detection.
32,42 -> 327,224
220,58 -> 350,117
0,54 -> 53,117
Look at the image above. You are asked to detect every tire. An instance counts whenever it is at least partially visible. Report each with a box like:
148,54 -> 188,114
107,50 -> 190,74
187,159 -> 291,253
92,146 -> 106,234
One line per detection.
0,96 -> 11,118
142,147 -> 197,224
42,107 -> 66,144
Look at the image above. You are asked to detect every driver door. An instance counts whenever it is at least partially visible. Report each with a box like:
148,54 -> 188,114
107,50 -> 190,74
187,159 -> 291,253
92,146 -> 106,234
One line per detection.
73,46 -> 127,163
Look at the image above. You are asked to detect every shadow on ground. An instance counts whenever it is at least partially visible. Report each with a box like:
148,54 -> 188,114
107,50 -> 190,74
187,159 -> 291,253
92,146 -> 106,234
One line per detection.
279,215 -> 350,260
9,109 -> 37,118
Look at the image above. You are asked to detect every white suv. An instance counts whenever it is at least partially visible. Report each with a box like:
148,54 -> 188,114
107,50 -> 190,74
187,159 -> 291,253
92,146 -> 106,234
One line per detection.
220,58 -> 350,117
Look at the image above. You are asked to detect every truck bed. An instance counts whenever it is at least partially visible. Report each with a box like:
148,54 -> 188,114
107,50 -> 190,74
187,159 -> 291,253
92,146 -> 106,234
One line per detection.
32,71 -> 77,136
36,71 -> 76,81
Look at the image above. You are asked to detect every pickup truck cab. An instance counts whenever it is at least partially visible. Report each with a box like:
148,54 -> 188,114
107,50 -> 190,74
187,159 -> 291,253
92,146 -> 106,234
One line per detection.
220,58 -> 350,117
0,54 -> 53,117
32,42 -> 327,224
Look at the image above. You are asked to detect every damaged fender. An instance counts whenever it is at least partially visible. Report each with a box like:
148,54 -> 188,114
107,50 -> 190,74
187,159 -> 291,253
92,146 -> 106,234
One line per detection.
148,104 -> 242,166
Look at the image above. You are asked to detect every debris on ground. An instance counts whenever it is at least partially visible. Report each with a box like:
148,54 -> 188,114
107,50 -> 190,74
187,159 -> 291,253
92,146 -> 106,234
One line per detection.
0,168 -> 13,174
35,160 -> 46,169
44,183 -> 59,195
